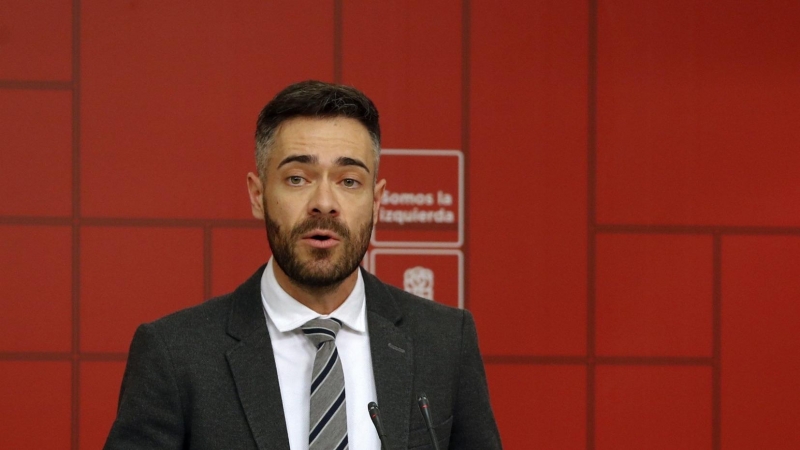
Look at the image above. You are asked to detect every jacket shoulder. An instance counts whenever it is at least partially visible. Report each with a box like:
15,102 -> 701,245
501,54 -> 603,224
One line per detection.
368,274 -> 469,342
384,282 -> 463,318
143,265 -> 265,341
148,293 -> 234,332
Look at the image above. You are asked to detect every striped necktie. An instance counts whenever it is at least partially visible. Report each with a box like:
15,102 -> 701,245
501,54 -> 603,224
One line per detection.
302,318 -> 349,450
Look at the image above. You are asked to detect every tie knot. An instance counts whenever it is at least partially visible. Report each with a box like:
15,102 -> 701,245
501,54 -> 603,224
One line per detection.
302,318 -> 343,347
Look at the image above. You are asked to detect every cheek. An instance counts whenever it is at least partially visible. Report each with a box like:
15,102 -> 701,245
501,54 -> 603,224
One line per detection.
272,203 -> 301,222
265,196 -> 295,223
356,197 -> 378,222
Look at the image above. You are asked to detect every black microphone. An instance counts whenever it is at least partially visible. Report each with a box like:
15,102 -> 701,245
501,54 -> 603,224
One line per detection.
417,393 -> 441,450
368,401 -> 389,450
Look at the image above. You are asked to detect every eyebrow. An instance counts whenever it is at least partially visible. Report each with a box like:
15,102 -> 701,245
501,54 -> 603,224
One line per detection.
335,156 -> 371,174
277,154 -> 317,168
277,154 -> 371,174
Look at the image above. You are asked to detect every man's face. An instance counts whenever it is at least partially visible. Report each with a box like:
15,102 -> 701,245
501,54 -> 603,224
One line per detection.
247,117 -> 384,290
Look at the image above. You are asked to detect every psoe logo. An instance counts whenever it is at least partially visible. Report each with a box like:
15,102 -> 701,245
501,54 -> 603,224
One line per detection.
403,266 -> 434,300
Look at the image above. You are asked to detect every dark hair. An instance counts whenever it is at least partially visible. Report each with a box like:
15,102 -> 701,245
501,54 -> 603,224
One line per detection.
254,80 -> 381,177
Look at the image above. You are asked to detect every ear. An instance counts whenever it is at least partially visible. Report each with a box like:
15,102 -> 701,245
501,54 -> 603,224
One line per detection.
246,172 -> 266,220
372,178 -> 386,227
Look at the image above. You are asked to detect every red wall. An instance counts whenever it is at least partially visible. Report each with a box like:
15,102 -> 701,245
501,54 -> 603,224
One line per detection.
2,1 -> 799,449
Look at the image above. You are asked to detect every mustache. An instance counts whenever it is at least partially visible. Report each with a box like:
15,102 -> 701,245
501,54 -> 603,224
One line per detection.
289,216 -> 351,239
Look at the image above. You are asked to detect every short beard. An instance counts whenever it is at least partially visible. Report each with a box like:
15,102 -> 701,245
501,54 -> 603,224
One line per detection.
265,212 -> 372,295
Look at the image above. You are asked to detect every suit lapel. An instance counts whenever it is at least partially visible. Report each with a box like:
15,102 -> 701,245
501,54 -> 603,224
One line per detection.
364,269 -> 414,450
225,266 -> 290,450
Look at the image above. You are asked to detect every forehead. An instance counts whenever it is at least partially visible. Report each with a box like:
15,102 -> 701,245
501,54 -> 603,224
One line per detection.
269,116 -> 374,166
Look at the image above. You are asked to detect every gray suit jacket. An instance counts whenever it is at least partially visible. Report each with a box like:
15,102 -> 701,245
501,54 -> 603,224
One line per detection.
104,266 -> 501,449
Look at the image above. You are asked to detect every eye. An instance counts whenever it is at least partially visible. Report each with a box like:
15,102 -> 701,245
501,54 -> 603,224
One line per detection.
287,176 -> 306,186
342,178 -> 360,188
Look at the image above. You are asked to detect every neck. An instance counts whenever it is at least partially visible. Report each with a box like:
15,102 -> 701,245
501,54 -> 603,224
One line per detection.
272,263 -> 359,315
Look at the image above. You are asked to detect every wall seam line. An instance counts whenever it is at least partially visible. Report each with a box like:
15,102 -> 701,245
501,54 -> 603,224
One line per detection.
71,1 -> 82,449
587,0 -> 599,448
461,0 -> 471,311
333,0 -> 343,83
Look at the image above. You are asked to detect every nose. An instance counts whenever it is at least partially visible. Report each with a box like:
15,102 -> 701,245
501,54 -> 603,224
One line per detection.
308,179 -> 339,216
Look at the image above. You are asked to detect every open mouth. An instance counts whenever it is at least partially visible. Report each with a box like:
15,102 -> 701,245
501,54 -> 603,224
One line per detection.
301,229 -> 341,248
302,229 -> 339,240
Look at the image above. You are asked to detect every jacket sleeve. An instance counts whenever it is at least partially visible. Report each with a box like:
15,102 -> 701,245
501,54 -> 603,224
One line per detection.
103,323 -> 185,449
449,310 -> 503,449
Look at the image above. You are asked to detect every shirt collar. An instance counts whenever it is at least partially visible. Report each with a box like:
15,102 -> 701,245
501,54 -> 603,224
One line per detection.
260,257 -> 367,333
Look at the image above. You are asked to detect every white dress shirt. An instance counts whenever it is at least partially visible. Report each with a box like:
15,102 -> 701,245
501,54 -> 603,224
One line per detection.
260,258 -> 380,450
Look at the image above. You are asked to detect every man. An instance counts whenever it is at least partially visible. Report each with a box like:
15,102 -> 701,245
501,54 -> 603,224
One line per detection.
104,80 -> 501,450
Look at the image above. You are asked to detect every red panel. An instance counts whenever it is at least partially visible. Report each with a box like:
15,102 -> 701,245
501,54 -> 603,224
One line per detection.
722,236 -> 800,448
596,234 -> 713,357
342,0 -> 461,149
597,0 -> 800,226
80,0 -> 334,219
596,366 -> 712,450
0,225 -> 72,352
0,361 -> 71,448
486,364 -> 585,450
0,90 -> 72,217
211,227 -> 270,296
80,226 -> 204,353
469,0 -> 588,355
0,1 -> 72,80
80,361 -> 126,450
